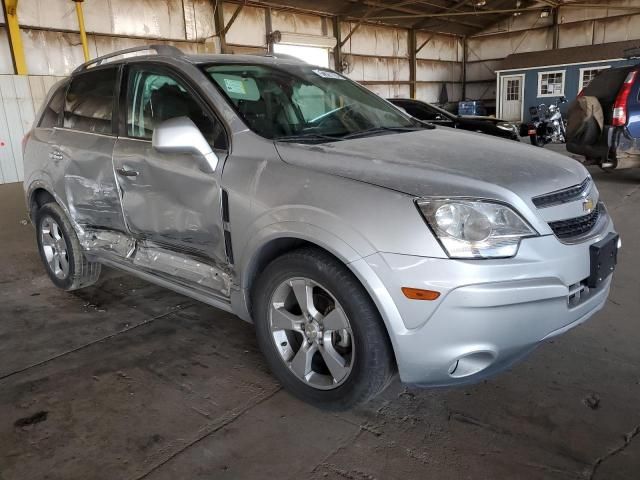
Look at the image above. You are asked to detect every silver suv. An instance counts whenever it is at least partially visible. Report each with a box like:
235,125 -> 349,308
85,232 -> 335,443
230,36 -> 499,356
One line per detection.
23,46 -> 618,409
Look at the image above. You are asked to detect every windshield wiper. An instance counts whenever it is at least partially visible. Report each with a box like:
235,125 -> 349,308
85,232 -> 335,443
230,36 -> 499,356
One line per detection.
274,132 -> 342,144
341,125 -> 432,140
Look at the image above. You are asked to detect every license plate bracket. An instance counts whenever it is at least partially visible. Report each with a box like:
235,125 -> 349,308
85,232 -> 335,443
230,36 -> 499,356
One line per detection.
588,233 -> 619,288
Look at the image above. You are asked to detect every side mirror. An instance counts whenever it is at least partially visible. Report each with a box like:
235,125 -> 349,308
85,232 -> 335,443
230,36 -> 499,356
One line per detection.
152,116 -> 218,173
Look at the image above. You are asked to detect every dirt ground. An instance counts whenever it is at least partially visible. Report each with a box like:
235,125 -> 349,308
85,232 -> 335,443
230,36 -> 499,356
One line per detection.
1,146 -> 640,479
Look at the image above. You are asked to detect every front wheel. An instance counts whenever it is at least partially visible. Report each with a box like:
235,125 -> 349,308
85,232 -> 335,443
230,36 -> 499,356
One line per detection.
252,248 -> 395,410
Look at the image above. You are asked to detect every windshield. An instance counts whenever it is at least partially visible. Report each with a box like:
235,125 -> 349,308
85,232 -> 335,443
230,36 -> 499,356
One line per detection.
203,63 -> 421,142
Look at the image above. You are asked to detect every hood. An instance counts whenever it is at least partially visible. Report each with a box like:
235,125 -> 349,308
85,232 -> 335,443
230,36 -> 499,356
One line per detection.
275,128 -> 587,204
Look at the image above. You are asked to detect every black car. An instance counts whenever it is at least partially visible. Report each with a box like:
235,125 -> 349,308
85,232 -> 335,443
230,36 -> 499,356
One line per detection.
388,98 -> 520,141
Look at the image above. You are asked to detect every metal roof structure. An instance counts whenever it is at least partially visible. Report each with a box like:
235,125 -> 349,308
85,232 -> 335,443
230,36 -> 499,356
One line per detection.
224,1 -> 637,37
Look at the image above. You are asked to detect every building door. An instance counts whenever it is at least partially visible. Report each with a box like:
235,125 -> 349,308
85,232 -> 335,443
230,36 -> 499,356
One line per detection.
500,75 -> 523,121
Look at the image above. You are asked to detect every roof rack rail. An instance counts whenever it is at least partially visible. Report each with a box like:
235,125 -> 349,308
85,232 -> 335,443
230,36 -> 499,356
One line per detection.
623,46 -> 640,59
72,44 -> 183,74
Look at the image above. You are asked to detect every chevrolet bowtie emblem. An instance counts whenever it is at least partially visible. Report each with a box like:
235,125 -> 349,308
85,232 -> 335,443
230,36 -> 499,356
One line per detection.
583,198 -> 595,213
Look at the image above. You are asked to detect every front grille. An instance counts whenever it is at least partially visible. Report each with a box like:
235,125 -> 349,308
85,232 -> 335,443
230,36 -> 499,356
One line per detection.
532,177 -> 591,208
548,203 -> 601,240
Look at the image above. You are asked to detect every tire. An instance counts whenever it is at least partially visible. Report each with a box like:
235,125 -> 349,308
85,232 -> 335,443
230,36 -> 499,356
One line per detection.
530,134 -> 543,147
35,202 -> 101,291
252,247 -> 395,410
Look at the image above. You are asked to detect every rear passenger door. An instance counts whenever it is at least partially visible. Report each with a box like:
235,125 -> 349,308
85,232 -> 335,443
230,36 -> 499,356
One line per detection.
53,66 -> 126,232
112,63 -> 229,264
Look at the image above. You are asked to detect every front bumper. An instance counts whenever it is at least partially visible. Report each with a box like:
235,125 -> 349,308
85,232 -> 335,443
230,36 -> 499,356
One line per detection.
352,217 -> 616,386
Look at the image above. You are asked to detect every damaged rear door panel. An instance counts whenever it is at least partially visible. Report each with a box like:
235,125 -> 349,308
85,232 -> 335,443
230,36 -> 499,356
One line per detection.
59,66 -> 125,232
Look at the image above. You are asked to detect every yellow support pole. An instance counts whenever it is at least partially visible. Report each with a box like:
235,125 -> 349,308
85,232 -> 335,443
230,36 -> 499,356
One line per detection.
3,0 -> 27,75
74,0 -> 90,62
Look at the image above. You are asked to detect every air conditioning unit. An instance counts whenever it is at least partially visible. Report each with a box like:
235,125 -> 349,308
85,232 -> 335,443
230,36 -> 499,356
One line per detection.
269,31 -> 337,49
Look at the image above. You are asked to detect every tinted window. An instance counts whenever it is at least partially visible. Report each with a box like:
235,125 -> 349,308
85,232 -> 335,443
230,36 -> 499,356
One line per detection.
127,68 -> 227,150
39,84 -> 66,128
64,68 -> 117,134
407,103 -> 438,121
396,101 -> 446,122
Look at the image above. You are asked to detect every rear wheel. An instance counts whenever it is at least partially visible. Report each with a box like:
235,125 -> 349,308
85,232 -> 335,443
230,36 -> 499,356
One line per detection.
35,202 -> 101,291
252,248 -> 395,410
530,134 -> 544,147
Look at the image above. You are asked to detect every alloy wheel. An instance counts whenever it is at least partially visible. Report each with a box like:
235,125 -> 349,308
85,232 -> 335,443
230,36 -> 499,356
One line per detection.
269,277 -> 354,390
40,216 -> 69,279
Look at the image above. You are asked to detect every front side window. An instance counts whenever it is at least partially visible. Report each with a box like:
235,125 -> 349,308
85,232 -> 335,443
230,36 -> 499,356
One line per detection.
538,71 -> 565,97
64,68 -> 117,134
127,67 -> 227,149
39,84 -> 66,128
203,64 -> 419,141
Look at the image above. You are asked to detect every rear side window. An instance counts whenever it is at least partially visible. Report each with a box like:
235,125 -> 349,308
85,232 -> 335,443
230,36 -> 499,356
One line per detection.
63,68 -> 117,134
38,85 -> 66,128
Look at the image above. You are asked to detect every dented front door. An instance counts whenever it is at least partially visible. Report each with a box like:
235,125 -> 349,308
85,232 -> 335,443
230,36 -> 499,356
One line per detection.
112,64 -> 229,264
112,138 -> 227,262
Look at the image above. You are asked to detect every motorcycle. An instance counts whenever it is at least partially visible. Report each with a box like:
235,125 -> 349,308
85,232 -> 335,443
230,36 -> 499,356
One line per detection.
526,97 -> 568,147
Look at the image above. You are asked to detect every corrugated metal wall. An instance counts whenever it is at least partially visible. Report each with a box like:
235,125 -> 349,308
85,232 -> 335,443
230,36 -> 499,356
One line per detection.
220,3 -> 462,102
0,75 -> 62,184
467,0 -> 640,106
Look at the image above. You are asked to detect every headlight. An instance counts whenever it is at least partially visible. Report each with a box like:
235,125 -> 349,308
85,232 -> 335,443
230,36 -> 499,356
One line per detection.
416,198 -> 537,259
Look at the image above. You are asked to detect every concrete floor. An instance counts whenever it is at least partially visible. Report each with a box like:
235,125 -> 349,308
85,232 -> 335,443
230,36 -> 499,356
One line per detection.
1,147 -> 640,480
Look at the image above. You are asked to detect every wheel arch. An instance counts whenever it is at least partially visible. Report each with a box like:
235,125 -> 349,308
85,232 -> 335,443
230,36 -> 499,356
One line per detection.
27,185 -> 57,220
234,226 -> 405,370
237,224 -> 362,319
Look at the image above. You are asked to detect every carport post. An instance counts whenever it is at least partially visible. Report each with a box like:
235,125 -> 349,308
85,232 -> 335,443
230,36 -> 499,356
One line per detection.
409,28 -> 416,99
214,1 -> 227,53
2,0 -> 27,75
265,7 -> 273,54
552,7 -> 559,49
333,16 -> 342,72
461,35 -> 467,100
73,0 -> 90,62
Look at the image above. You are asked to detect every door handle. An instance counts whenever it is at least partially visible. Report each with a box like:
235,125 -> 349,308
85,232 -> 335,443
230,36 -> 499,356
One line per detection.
116,167 -> 139,177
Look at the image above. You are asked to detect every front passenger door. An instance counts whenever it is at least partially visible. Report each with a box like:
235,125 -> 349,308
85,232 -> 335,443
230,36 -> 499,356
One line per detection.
112,64 -> 229,264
